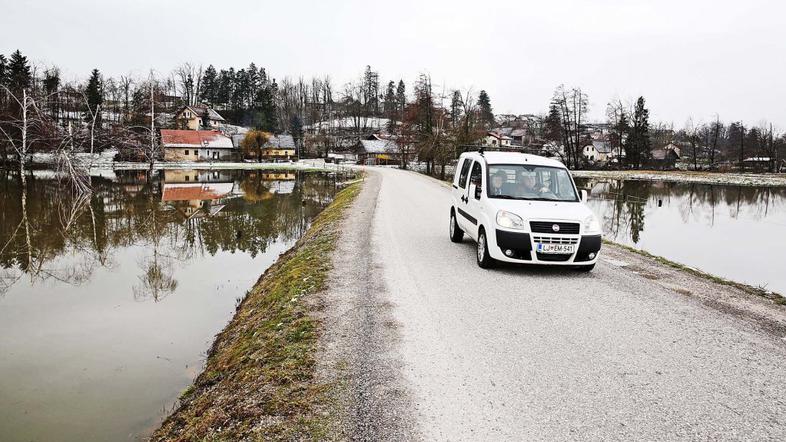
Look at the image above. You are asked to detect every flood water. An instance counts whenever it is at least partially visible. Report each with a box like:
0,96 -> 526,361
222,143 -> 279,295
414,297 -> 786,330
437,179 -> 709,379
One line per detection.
575,178 -> 786,295
0,169 -> 342,442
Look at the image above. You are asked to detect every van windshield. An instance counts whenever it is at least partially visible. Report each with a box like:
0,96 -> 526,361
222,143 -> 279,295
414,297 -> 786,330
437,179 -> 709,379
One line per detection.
487,164 -> 578,202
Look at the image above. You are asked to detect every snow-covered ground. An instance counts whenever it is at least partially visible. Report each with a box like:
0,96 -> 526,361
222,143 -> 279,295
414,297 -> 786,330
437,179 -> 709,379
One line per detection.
571,170 -> 786,187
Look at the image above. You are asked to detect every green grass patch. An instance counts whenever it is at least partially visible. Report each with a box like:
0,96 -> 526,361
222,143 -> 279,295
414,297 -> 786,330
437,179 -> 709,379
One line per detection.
151,182 -> 362,442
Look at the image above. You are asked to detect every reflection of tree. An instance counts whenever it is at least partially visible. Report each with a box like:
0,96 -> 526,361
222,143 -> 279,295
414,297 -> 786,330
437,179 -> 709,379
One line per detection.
0,169 -> 341,300
133,171 -> 180,302
581,177 -> 786,246
133,250 -> 178,302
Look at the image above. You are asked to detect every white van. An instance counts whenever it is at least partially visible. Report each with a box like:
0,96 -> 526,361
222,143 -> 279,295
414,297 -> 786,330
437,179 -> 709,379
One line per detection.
449,150 -> 602,270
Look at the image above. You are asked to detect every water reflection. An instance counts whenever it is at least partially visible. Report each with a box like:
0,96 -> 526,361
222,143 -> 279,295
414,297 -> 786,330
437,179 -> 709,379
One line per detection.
0,169 -> 340,441
576,178 -> 786,294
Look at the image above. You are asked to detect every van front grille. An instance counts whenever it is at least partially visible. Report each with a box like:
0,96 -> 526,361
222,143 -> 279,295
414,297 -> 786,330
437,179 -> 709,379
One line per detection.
532,236 -> 579,245
530,221 -> 580,235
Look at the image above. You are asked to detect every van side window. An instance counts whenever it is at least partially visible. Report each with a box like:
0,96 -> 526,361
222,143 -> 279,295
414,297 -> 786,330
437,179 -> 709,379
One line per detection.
470,161 -> 482,187
458,159 -> 472,189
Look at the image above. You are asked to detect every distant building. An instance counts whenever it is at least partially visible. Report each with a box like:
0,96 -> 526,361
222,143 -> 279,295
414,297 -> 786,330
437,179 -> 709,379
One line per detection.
742,157 -> 786,173
483,131 -> 513,147
161,129 -> 235,162
357,134 -> 402,165
174,105 -> 226,130
582,141 -> 622,163
261,134 -> 296,161
649,142 -> 682,169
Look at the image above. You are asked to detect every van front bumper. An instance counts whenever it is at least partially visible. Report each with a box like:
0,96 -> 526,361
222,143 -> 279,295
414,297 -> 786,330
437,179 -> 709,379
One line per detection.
493,229 -> 601,265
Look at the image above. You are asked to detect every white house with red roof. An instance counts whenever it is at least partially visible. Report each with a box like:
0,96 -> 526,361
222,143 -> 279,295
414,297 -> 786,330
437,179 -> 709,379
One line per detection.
161,129 -> 236,161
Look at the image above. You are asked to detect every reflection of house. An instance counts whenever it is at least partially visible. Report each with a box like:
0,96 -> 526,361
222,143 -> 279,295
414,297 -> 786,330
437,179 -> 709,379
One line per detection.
163,169 -> 235,183
161,182 -> 234,218
357,134 -> 401,165
266,181 -> 296,194
161,130 -> 236,162
174,105 -> 226,130
261,172 -> 296,180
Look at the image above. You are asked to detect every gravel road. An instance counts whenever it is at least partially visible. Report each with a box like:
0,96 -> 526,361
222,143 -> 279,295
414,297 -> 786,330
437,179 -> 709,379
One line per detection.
321,167 -> 786,441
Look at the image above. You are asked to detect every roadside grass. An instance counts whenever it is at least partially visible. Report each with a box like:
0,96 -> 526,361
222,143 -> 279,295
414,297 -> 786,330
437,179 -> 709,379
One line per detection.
605,240 -> 786,305
151,181 -> 361,442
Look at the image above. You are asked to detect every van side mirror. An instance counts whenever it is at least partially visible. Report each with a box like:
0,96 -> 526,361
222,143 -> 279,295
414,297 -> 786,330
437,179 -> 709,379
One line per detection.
580,189 -> 588,202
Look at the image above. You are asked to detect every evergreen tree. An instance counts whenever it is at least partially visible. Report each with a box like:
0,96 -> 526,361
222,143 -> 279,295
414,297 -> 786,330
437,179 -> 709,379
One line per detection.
0,54 -> 7,88
383,80 -> 396,118
626,96 -> 650,168
449,90 -> 463,128
289,114 -> 303,152
362,65 -> 380,115
43,68 -> 61,117
216,69 -> 232,109
84,68 -> 104,126
200,65 -> 217,105
0,54 -> 7,109
477,90 -> 494,128
7,50 -> 32,94
253,85 -> 278,132
396,79 -> 406,121
544,102 -> 562,144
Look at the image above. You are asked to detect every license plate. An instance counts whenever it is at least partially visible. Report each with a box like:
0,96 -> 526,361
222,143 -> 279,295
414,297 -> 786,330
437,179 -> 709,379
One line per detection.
536,243 -> 575,254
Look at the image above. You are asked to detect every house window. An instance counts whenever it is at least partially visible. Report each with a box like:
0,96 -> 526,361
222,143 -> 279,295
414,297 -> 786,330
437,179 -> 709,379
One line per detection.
185,176 -> 190,181
185,150 -> 189,155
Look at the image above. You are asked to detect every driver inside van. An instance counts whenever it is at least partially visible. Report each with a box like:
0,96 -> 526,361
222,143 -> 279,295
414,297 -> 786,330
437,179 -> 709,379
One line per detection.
516,173 -> 540,197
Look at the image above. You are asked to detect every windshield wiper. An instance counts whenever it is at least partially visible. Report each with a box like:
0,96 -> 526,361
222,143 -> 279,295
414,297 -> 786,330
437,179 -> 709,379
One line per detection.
490,195 -> 520,199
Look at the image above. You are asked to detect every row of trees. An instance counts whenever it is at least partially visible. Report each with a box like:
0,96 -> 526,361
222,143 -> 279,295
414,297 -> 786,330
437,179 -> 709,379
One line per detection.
538,84 -> 785,172
2,48 -> 784,173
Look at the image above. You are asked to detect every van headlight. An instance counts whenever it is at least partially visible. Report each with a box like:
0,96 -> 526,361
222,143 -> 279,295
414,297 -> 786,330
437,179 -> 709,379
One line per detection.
496,210 -> 526,230
583,215 -> 601,234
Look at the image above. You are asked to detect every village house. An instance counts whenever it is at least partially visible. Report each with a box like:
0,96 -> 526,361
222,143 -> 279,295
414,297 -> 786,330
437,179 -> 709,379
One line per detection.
649,142 -> 682,169
261,134 -> 297,161
357,134 -> 402,165
174,105 -> 226,130
161,129 -> 236,162
582,141 -> 614,163
483,131 -> 513,147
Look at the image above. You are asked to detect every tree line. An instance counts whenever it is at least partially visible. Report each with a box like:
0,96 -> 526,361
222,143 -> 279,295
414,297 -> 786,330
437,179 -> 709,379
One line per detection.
1,48 -> 784,173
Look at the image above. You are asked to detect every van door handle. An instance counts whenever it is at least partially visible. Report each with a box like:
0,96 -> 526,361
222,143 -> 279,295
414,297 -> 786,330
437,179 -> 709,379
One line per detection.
461,195 -> 468,203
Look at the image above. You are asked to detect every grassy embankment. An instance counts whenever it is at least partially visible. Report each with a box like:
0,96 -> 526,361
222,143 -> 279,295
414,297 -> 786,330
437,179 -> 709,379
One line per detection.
152,181 -> 362,442
605,240 -> 786,305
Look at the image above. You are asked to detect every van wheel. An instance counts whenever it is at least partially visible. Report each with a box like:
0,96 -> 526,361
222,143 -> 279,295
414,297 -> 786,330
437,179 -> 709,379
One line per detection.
476,229 -> 495,269
449,211 -> 464,243
575,263 -> 595,272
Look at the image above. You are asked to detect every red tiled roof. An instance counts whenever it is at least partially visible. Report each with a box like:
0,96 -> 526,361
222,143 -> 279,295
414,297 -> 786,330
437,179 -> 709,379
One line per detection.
160,130 -> 233,148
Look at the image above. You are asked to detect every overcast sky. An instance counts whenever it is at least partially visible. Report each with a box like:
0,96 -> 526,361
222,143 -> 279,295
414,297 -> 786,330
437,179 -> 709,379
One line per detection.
2,0 -> 785,127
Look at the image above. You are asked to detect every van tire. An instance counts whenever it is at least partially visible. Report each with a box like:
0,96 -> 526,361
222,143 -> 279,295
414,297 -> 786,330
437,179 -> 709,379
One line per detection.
449,210 -> 464,243
575,263 -> 595,272
476,228 -> 495,269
